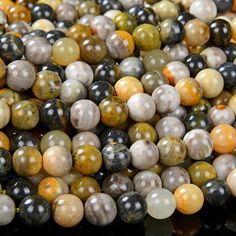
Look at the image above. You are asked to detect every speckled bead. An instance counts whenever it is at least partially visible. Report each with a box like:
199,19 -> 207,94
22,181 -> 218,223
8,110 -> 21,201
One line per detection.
133,171 -> 162,197
130,140 -> 159,170
70,100 -> 100,131
85,193 -> 117,226
56,3 -> 78,22
155,116 -> 185,139
163,43 -> 189,62
165,106 -> 187,121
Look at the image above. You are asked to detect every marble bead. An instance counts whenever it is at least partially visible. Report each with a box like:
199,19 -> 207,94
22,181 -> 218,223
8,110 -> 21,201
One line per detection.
183,129 -> 213,160
72,132 -> 101,153
60,79 -> 87,105
133,171 -> 162,197
6,60 -> 36,92
163,43 -> 189,62
213,154 -> 236,180
146,188 -> 176,219
155,116 -> 185,139
53,194 -> 84,227
65,61 -> 94,87
165,106 -> 187,121
161,166 -> 190,192
0,100 -> 10,129
25,37 -> 52,65
0,195 -> 15,226
102,173 -> 134,199
43,146 -> 72,177
127,93 -> 156,122
70,100 -> 100,131
130,140 -> 159,170
85,193 -> 117,226
226,169 -> 236,197
152,85 -> 180,113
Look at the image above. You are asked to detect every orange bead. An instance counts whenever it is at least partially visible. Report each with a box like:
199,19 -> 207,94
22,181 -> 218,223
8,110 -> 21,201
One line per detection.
7,4 -> 31,23
174,184 -> 204,215
210,124 -> 236,154
116,30 -> 135,55
0,131 -> 10,151
175,78 -> 203,106
115,76 -> 144,102
232,0 -> 236,12
0,0 -> 14,13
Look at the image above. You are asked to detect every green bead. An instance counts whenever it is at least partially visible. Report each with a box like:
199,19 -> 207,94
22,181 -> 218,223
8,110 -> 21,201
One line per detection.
114,12 -> 137,34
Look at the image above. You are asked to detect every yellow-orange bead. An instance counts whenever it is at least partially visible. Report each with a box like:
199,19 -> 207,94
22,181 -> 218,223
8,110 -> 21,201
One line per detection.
52,38 -> 80,66
175,78 -> 203,106
0,131 -> 10,151
115,76 -> 144,102
7,4 -> 31,23
116,30 -> 135,55
174,184 -> 204,215
211,124 -> 236,154
231,17 -> 236,41
0,0 -> 14,13
228,94 -> 236,115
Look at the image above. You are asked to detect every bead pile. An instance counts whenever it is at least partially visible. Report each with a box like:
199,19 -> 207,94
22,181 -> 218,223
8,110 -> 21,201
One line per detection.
0,0 -> 236,229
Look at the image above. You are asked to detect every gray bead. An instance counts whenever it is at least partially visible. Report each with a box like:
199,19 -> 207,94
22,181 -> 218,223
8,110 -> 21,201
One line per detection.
165,105 -> 187,121
133,171 -> 162,197
161,166 -> 190,192
0,194 -> 15,226
85,193 -> 117,226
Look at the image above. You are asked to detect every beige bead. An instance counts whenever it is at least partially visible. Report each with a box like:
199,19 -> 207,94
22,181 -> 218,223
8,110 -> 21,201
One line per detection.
226,169 -> 236,197
31,19 -> 55,32
228,95 -> 236,115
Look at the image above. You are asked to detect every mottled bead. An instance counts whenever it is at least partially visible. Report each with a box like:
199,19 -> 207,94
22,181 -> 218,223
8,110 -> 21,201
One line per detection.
56,3 -> 77,22
163,43 -> 189,62
85,193 -> 117,226
0,88 -> 20,106
43,146 -> 72,177
155,116 -> 185,139
70,99 -> 100,131
114,12 -> 137,34
13,147 -> 42,177
0,100 -> 10,129
157,136 -> 186,166
102,143 -> 131,172
117,191 -> 147,224
0,194 -> 15,226
226,169 -> 236,197
152,85 -> 180,114
165,106 -> 187,121
77,1 -> 101,17
0,148 -> 11,177
0,131 -> 10,151
218,62 -> 236,89
31,3 -> 55,22
119,0 -> 144,10
102,173 -> 134,199
130,140 -> 159,170
31,19 -> 55,32
7,4 -> 31,23
44,30 -> 66,45
133,171 -> 162,197
161,166 -> 190,193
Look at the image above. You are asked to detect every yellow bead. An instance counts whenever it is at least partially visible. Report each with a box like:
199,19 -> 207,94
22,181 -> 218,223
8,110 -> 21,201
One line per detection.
31,19 -> 55,32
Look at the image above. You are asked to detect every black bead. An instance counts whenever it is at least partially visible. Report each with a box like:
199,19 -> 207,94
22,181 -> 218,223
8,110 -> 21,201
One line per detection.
212,0 -> 233,13
97,0 -> 124,13
176,12 -> 195,25
44,30 -> 66,45
0,148 -> 11,177
222,43 -> 236,62
29,30 -> 46,37
55,20 -> 73,29
31,4 -> 55,22
217,62 -> 236,89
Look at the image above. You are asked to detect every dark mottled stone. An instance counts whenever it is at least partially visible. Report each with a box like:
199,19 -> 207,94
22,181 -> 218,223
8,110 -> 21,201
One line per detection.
217,62 -> 236,89
0,148 -> 11,177
44,30 -> 66,45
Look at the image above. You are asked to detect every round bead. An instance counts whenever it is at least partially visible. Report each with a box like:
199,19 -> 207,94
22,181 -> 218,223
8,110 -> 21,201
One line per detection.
56,3 -> 77,22
146,188 -> 176,219
0,131 -> 10,150
0,148 -> 11,176
31,19 -> 55,32
0,194 -> 15,226
0,100 -> 10,129
226,169 -> 236,197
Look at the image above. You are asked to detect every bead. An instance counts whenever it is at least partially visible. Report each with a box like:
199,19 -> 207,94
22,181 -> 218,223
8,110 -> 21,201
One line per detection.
130,140 -> 159,170
0,131 -> 10,150
38,0 -> 61,10
31,3 -> 55,22
44,30 -> 65,45
190,98 -> 211,113
77,1 -> 101,17
165,106 -> 187,121
43,146 -> 72,177
102,143 -> 131,172
56,3 -> 78,22
102,173 -> 134,199
85,193 -> 117,226
70,100 -> 100,131
73,145 -> 102,175
31,19 -> 55,32
0,194 -> 15,226
163,43 -> 189,62
226,169 -> 236,197
119,0 -> 144,10
218,62 -> 236,89
114,12 -> 137,34
174,184 -> 204,215
177,11 -> 195,25
117,191 -> 147,224
156,116 -> 185,139
210,124 -> 236,153
0,148 -> 12,177
38,177 -> 69,203
157,136 -> 186,166
7,4 -> 31,23
213,154 -> 236,180
183,129 -> 213,160
146,188 -> 176,219
99,0 -> 123,14
0,100 -> 10,129
133,171 -> 162,197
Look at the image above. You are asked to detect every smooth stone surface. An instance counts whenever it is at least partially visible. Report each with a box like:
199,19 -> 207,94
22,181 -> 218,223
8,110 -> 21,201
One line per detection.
226,169 -> 236,197
0,194 -> 15,226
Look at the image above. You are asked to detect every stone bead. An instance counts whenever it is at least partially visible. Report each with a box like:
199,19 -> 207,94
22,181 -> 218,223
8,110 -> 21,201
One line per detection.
130,140 -> 159,170
70,100 -> 100,131
0,148 -> 11,177
38,0 -> 61,10
159,138 -> 186,166
72,132 -> 101,153
25,37 -> 52,65
226,169 -> 236,197
71,176 -> 101,202
146,188 -> 176,219
43,146 -> 72,177
155,116 -> 185,139
6,60 -> 36,92
31,19 -> 55,32
65,61 -> 93,87
102,173 -> 134,199
85,193 -> 117,226
174,184 -> 204,215
183,129 -> 213,160
213,154 -> 236,180
0,100 -> 10,129
161,166 -> 190,193
61,169 -> 82,186
0,131 -> 10,151
117,191 -> 147,224
188,161 -> 216,187
53,194 -> 84,227
0,194 -> 15,226
40,130 -> 72,154
208,105 -> 235,126
133,171 -> 162,197
56,3 -> 78,22
152,85 -> 180,114
163,43 -> 189,62
165,106 -> 187,121
127,93 -> 156,122
52,38 -> 80,66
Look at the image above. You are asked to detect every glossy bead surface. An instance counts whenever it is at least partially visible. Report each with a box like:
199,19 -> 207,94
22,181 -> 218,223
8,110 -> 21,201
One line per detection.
226,169 -> 236,197
0,100 -> 10,129
114,12 -> 137,34
7,4 -> 31,23
0,194 -> 15,226
31,3 -> 55,22
218,62 -> 236,89
31,19 -> 55,32
0,131 -> 10,150
0,148 -> 12,177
